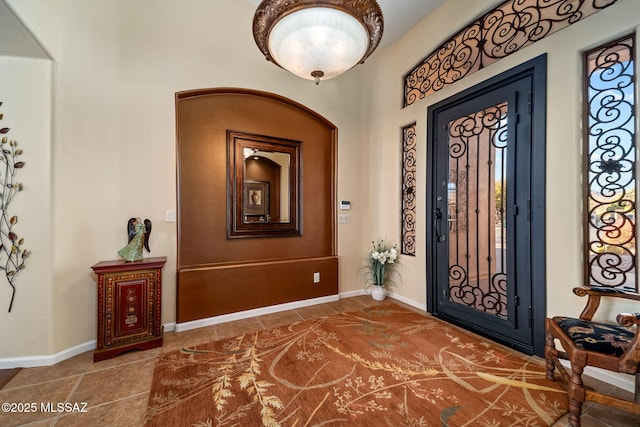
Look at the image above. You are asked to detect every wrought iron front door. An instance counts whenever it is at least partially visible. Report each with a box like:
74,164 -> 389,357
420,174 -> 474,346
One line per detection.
430,75 -> 535,352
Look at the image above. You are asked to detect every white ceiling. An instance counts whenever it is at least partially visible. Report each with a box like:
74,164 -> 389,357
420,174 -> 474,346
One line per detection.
0,0 -> 446,58
0,1 -> 49,58
245,0 -> 446,48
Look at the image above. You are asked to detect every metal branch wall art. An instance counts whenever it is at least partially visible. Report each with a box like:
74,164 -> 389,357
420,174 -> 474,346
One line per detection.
0,102 -> 29,312
403,0 -> 619,107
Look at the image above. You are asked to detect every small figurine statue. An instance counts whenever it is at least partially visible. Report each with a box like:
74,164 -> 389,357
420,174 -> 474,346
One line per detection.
117,217 -> 152,261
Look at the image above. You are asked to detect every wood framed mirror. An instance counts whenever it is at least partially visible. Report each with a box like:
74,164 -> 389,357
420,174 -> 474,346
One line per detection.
227,130 -> 302,238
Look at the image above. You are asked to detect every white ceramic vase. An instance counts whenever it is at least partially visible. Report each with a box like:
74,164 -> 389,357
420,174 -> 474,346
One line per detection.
371,285 -> 386,301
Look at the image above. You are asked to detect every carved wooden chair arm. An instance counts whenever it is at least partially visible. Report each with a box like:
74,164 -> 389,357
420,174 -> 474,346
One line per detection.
616,313 -> 640,373
573,286 -> 640,321
616,312 -> 640,327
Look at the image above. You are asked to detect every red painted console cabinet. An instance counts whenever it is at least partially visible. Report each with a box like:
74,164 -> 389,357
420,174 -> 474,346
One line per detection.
91,256 -> 166,362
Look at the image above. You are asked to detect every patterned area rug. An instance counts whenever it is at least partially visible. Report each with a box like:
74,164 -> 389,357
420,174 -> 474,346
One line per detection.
144,304 -> 567,426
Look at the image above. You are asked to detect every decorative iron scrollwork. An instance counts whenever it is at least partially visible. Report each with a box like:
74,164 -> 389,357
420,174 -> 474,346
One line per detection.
585,34 -> 637,290
404,0 -> 619,107
401,123 -> 417,256
447,104 -> 509,318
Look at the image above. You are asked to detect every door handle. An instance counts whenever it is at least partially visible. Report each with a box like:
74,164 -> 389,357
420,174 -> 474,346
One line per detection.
434,207 -> 446,242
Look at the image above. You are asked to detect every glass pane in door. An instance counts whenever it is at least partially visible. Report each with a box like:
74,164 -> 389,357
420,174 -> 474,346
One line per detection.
447,103 -> 508,319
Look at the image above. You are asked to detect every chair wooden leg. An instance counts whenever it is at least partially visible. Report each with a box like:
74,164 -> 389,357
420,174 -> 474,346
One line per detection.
568,362 -> 586,427
545,330 -> 558,381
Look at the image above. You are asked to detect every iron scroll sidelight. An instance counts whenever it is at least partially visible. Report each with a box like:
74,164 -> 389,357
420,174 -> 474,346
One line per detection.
585,35 -> 637,291
0,102 -> 30,312
401,123 -> 417,256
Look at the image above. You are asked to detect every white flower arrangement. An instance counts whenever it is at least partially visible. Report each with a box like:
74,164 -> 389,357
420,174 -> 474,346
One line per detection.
367,239 -> 398,287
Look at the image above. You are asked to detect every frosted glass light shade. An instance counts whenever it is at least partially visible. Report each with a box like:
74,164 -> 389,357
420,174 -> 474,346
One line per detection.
253,0 -> 383,84
268,8 -> 368,81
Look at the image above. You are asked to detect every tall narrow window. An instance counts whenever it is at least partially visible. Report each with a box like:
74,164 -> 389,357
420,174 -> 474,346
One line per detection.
584,34 -> 637,291
401,123 -> 417,256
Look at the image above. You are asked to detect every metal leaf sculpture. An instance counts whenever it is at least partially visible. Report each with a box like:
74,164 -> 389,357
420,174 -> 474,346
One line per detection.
0,102 -> 29,312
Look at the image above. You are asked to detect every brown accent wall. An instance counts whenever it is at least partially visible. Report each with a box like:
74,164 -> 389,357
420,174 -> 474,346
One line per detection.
176,88 -> 338,323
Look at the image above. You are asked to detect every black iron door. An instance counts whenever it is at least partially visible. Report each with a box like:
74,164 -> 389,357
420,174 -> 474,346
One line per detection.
428,66 -> 543,354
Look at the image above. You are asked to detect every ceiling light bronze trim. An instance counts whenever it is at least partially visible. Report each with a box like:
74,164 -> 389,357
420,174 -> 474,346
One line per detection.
253,0 -> 384,67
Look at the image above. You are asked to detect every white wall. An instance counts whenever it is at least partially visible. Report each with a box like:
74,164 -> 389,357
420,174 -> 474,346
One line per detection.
1,0 -> 639,389
366,0 -> 639,348
0,55 -> 52,357
0,0 -> 367,360
373,0 -> 639,392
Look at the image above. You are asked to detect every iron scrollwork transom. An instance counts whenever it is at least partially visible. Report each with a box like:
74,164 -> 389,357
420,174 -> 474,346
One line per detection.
403,0 -> 619,107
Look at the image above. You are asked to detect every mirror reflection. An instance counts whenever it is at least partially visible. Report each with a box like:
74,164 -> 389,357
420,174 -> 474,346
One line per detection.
243,149 -> 291,223
227,130 -> 301,238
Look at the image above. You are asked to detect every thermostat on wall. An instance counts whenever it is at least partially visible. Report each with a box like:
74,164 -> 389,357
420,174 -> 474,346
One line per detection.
340,201 -> 351,210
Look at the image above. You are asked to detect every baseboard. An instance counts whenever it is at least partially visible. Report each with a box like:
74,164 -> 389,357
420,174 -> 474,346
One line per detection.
172,290 -> 425,332
559,359 -> 635,394
341,288 -> 427,312
175,294 -> 341,332
0,340 -> 96,369
339,289 -> 366,298
384,297 -> 633,394
0,294 -> 346,368
386,291 -> 427,312
8,290 -> 633,398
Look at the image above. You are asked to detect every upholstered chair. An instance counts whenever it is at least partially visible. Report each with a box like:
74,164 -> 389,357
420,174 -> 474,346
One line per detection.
545,286 -> 640,426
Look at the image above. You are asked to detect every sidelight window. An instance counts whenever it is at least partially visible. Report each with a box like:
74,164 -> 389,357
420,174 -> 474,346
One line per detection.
401,123 -> 417,256
584,34 -> 637,291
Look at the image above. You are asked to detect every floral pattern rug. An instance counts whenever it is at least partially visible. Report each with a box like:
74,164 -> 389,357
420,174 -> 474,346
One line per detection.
144,304 -> 567,426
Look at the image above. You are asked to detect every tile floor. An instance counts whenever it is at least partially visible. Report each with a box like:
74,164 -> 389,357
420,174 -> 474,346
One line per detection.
0,296 -> 637,426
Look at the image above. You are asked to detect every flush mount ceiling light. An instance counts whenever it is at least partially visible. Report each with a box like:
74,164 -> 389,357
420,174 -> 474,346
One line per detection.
253,0 -> 384,84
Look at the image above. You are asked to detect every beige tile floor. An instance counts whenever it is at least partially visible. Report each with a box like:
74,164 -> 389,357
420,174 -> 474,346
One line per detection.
0,296 -> 636,426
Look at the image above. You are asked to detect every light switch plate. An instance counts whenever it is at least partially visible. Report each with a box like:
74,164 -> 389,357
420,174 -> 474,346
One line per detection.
338,214 -> 351,224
